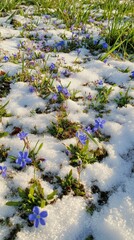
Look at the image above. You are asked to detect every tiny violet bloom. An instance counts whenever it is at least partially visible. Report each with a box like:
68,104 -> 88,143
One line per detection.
52,93 -> 58,101
65,150 -> 72,157
87,93 -> 92,100
103,59 -> 107,64
57,85 -> 63,93
3,56 -> 9,62
18,131 -> 28,140
98,80 -> 103,85
94,118 -> 106,129
29,85 -> 36,93
94,40 -> 98,45
0,166 -> 7,178
131,71 -> 134,78
84,126 -> 92,134
16,151 -> 32,168
76,131 -> 87,145
62,87 -> 70,97
17,43 -> 21,48
88,18 -> 95,23
62,69 -> 71,77
77,49 -> 81,55
102,42 -> 108,49
86,34 -> 90,39
28,206 -> 48,228
55,41 -> 65,50
50,63 -> 56,71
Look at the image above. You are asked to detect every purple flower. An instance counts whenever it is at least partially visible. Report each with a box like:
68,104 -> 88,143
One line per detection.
65,150 -> 71,157
103,59 -> 107,64
28,206 -> 48,228
13,54 -> 17,58
87,93 -> 92,100
50,63 -> 56,71
94,40 -> 98,45
16,151 -> 32,168
102,42 -> 108,49
40,53 -> 45,59
3,56 -> 9,62
84,126 -> 92,134
62,87 -> 70,97
98,80 -> 103,85
29,86 -> 36,93
76,131 -> 87,145
77,49 -> 81,55
131,71 -> 134,78
44,14 -> 51,19
94,118 -> 106,130
55,41 -> 65,50
62,69 -> 71,77
52,93 -> 58,101
0,166 -> 7,178
57,85 -> 63,93
17,43 -> 21,48
89,18 -> 95,23
86,34 -> 90,39
18,131 -> 28,140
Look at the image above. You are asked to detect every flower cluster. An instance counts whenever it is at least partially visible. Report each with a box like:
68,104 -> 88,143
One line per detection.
57,85 -> 70,97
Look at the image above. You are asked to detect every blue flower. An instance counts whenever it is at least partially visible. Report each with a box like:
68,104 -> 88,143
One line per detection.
29,86 -> 36,93
49,63 -> 55,71
88,18 -> 95,23
86,34 -> 90,39
52,93 -> 58,101
98,80 -> 103,85
28,206 -> 48,228
94,118 -> 106,130
131,71 -> 134,78
77,49 -> 81,55
84,126 -> 92,134
76,131 -> 87,145
55,41 -> 65,50
0,166 -> 7,178
62,87 -> 70,97
57,85 -> 63,93
103,59 -> 107,64
102,42 -> 108,49
3,56 -> 9,62
94,40 -> 98,45
16,151 -> 32,168
62,69 -> 71,77
18,131 -> 28,140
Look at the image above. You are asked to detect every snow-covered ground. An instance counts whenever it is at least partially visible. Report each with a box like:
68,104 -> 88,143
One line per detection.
0,9 -> 134,240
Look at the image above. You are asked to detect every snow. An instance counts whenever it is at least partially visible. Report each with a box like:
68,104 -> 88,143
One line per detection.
0,6 -> 134,240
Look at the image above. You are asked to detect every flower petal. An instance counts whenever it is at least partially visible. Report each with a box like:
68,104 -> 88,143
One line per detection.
28,213 -> 36,221
40,218 -> 46,226
33,206 -> 39,215
34,218 -> 39,228
40,211 -> 48,218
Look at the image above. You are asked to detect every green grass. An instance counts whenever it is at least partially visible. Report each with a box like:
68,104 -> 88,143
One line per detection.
0,0 -> 133,58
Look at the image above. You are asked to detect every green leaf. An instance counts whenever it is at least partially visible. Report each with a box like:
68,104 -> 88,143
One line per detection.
47,190 -> 57,201
18,187 -> 27,199
35,142 -> 43,155
84,131 -> 98,145
40,199 -> 46,208
6,201 -> 21,207
0,132 -> 9,138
